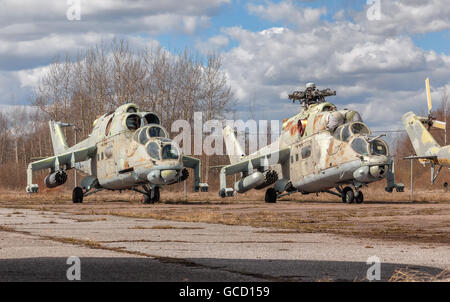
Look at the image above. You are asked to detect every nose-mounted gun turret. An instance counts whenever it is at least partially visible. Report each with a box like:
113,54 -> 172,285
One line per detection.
288,82 -> 336,109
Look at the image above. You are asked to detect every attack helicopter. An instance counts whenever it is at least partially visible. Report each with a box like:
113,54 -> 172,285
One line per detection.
26,103 -> 207,203
402,78 -> 449,184
218,83 -> 404,204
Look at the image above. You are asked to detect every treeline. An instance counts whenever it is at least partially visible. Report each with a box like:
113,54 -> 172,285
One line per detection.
0,38 -> 448,193
0,39 -> 233,189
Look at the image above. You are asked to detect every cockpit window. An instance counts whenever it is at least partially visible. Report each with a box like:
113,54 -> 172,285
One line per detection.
370,139 -> 388,156
126,114 -> 140,131
148,126 -> 166,138
350,123 -> 370,136
334,122 -> 371,142
143,113 -> 160,125
133,128 -> 142,142
341,125 -> 351,141
162,144 -> 180,160
333,125 -> 344,140
146,141 -> 160,160
322,105 -> 334,112
127,106 -> 138,113
134,126 -> 168,144
139,128 -> 150,144
105,115 -> 114,136
351,138 -> 369,155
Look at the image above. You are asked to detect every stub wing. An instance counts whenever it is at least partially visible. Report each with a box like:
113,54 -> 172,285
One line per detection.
222,147 -> 290,175
29,146 -> 96,171
222,147 -> 290,176
219,147 -> 291,196
182,155 -> 208,191
26,145 -> 96,192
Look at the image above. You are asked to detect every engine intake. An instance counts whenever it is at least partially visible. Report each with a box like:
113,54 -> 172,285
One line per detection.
234,172 -> 265,194
255,170 -> 279,190
44,170 -> 67,188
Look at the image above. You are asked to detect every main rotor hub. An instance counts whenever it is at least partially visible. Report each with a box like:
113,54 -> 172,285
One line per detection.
305,82 -> 316,90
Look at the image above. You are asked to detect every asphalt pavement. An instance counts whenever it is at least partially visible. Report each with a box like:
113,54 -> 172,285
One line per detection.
0,208 -> 448,281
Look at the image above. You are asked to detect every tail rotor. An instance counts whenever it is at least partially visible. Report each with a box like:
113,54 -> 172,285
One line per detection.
425,78 -> 446,130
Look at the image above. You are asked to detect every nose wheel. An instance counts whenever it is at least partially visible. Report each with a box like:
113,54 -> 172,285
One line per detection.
142,186 -> 160,204
72,187 -> 84,204
355,191 -> 364,204
341,186 -> 364,204
342,187 -> 354,203
265,188 -> 277,203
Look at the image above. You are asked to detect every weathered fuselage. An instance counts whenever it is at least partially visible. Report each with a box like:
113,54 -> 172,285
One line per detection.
242,102 -> 391,193
71,104 -> 183,190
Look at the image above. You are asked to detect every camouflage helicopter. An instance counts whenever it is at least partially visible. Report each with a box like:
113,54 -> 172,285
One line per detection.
402,78 -> 449,184
218,83 -> 403,204
26,103 -> 207,203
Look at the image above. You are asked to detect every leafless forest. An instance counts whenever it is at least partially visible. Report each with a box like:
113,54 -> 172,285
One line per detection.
0,39 -> 233,190
0,39 -> 448,194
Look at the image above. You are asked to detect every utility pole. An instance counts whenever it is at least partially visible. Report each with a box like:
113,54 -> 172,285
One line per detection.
73,126 -> 78,187
442,88 -> 448,145
445,94 -> 447,145
410,158 -> 414,201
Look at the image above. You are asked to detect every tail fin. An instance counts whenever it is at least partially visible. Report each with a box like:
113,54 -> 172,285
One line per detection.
223,126 -> 245,165
402,112 -> 440,157
49,121 -> 69,155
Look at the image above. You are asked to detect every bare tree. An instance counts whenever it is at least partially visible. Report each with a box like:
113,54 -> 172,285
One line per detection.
3,39 -> 235,190
199,52 -> 233,183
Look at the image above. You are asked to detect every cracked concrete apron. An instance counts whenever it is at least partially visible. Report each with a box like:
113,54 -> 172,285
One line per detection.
0,208 -> 448,281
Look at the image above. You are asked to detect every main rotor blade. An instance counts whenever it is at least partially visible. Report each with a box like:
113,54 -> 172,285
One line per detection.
426,77 -> 432,114
432,120 -> 446,130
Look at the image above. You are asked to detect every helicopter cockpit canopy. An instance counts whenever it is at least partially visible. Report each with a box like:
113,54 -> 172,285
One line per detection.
333,122 -> 371,142
133,125 -> 168,145
350,137 -> 389,156
145,140 -> 180,161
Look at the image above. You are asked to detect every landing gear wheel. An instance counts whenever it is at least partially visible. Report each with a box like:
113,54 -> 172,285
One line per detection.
355,191 -> 364,204
72,187 -> 84,204
142,194 -> 154,204
265,188 -> 277,203
342,187 -> 354,204
152,186 -> 160,203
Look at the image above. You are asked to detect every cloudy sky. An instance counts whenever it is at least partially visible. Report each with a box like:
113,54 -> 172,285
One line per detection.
1,0 -> 450,131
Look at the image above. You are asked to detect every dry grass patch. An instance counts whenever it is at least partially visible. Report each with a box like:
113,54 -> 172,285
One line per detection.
74,217 -> 107,223
389,267 -> 450,282
128,225 -> 204,230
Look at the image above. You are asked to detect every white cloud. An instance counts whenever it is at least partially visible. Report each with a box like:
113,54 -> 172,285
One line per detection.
219,1 -> 450,128
356,0 -> 450,36
0,0 -> 230,70
0,0 -> 231,105
335,38 -> 426,74
196,35 -> 230,54
248,1 -> 326,29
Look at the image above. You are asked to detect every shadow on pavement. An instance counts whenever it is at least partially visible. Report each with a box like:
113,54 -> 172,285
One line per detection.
0,257 -> 443,282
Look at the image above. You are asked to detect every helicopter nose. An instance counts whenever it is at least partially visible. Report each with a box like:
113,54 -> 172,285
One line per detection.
147,170 -> 161,183
161,169 -> 178,182
353,164 -> 388,182
147,169 -> 179,184
369,165 -> 387,178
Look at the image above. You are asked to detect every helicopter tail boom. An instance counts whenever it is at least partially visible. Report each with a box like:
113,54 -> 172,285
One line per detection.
49,121 -> 69,155
402,112 -> 440,158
